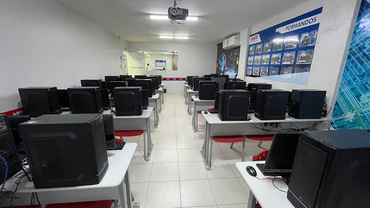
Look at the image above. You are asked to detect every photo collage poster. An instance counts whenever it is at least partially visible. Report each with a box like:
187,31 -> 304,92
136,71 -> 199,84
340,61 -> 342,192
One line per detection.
246,8 -> 322,85
216,43 -> 240,79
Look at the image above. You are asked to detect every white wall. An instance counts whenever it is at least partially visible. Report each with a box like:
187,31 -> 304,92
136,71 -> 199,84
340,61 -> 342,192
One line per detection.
127,42 -> 217,93
0,0 -> 127,112
240,0 -> 361,117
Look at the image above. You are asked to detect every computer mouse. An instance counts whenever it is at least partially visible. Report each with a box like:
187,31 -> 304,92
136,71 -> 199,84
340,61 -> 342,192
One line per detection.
246,166 -> 257,177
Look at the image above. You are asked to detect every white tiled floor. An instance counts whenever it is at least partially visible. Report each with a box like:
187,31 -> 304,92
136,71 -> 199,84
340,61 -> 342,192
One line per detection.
126,93 -> 272,208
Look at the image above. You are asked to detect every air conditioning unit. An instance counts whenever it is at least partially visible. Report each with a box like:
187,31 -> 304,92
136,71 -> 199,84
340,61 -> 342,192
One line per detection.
222,39 -> 228,48
223,35 -> 240,50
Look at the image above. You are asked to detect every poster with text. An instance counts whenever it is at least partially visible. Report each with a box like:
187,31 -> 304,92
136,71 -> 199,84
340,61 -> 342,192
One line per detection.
246,8 -> 322,84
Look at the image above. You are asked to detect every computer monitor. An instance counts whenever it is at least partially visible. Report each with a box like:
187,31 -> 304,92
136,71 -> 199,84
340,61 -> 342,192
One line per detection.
256,133 -> 300,177
288,89 -> 326,119
57,89 -> 70,110
218,90 -> 250,121
247,83 -> 272,111
255,89 -> 290,120
128,79 -> 153,97
114,87 -> 143,116
18,87 -> 61,117
7,115 -> 31,154
104,76 -> 120,91
147,76 -> 160,89
288,130 -> 370,208
228,81 -> 246,89
19,114 -> 109,188
199,81 -> 218,100
187,76 -> 198,87
119,75 -> 132,81
81,79 -> 102,88
68,87 -> 103,114
0,115 -> 21,198
108,81 -> 128,95
151,75 -> 162,84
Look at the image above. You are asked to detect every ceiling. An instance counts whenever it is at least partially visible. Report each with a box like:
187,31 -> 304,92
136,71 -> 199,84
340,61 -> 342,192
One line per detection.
55,0 -> 308,44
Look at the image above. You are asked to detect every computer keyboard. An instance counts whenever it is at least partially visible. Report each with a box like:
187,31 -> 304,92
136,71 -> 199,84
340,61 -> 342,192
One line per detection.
256,163 -> 292,176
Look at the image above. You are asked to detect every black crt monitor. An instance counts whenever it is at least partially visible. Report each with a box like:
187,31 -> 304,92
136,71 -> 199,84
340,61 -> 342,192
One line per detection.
18,87 -> 61,117
100,89 -> 110,110
101,81 -> 107,89
81,79 -> 102,88
256,133 -> 300,178
193,77 -> 210,91
0,115 -> 22,200
199,81 -> 219,100
57,89 -> 70,110
135,75 -> 147,79
128,79 -> 153,97
104,76 -> 120,91
211,77 -> 227,90
152,75 -> 162,84
7,115 -> 31,154
119,75 -> 132,81
108,81 -> 128,95
141,89 -> 149,109
288,89 -> 326,119
19,114 -> 108,188
68,87 -> 103,114
210,74 -> 219,77
228,81 -> 247,89
255,89 -> 290,120
114,87 -> 143,116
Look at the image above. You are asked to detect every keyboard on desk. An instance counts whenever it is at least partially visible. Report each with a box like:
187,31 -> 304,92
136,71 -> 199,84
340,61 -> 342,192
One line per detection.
256,163 -> 292,176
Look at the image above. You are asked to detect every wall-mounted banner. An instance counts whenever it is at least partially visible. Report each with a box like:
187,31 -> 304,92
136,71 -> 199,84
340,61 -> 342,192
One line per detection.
246,8 -> 322,85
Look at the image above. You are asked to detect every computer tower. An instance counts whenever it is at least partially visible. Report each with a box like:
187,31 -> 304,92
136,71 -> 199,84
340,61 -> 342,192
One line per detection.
247,83 -> 272,111
199,81 -> 218,100
214,91 -> 221,111
81,79 -> 102,88
105,76 -> 120,91
102,114 -> 115,150
288,130 -> 370,208
114,87 -> 143,116
141,89 -> 149,109
0,115 -> 21,186
119,75 -> 132,81
57,89 -> 70,110
289,90 -> 326,119
100,88 -> 110,110
228,81 -> 246,89
147,76 -> 160,89
218,90 -> 250,121
19,114 -> 109,188
19,87 -> 61,117
193,77 -> 209,91
255,89 -> 289,120
68,87 -> 103,114
135,75 -> 147,79
108,81 -> 128,95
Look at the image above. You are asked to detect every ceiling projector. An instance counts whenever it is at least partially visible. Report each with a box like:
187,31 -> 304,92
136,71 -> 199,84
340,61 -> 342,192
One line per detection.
168,7 -> 188,20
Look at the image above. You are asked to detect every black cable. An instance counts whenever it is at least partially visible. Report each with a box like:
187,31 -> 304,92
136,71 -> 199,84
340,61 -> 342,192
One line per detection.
272,177 -> 287,192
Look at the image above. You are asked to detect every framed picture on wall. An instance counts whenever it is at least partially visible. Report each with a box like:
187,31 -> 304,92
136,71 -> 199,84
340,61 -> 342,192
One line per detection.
155,60 -> 166,68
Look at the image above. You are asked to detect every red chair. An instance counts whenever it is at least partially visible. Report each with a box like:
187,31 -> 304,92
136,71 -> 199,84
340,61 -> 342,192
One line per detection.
4,206 -> 42,208
211,135 -> 246,161
45,200 -> 113,208
252,149 -> 270,208
245,135 -> 274,149
115,130 -> 145,143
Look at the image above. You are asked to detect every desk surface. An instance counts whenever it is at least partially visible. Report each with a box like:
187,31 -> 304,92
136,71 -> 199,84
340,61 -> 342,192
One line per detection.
155,87 -> 163,92
187,89 -> 198,93
236,161 -> 294,208
9,143 -> 137,193
192,96 -> 215,103
202,112 -> 330,125
149,94 -> 160,99
104,107 -> 153,119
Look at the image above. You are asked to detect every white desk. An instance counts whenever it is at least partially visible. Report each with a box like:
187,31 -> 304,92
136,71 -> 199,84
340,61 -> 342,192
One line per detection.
201,112 -> 330,169
236,161 -> 294,208
107,107 -> 153,161
186,89 -> 198,115
155,87 -> 165,104
4,143 -> 137,208
191,96 -> 214,132
149,94 -> 160,127
183,83 -> 189,100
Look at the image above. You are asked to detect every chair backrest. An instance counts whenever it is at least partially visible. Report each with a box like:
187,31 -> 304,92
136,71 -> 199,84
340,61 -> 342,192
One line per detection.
252,149 -> 270,161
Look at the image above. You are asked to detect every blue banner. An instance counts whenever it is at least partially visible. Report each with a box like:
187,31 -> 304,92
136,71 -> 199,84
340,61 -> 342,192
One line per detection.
246,8 -> 322,85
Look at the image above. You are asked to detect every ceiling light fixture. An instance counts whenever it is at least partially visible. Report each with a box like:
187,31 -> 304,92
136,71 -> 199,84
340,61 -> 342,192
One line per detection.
149,15 -> 199,21
159,35 -> 189,40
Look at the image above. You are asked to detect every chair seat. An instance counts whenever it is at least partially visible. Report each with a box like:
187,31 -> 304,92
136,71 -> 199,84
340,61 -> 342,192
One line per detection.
46,200 -> 113,208
115,130 -> 144,137
252,149 -> 270,161
4,206 -> 41,208
213,135 -> 245,143
246,135 -> 274,141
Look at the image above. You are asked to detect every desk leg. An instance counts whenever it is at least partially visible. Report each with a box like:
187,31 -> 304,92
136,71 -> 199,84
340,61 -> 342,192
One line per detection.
159,95 -> 162,113
145,118 -> 152,161
125,171 -> 133,208
185,92 -> 188,104
193,104 -> 197,132
154,103 -> 159,128
162,91 -> 164,103
118,181 -> 126,208
188,98 -> 192,115
201,121 -> 211,170
247,190 -> 257,208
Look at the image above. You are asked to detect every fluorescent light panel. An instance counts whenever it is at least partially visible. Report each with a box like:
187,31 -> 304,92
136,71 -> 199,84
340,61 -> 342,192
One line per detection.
159,36 -> 189,40
149,15 -> 199,21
